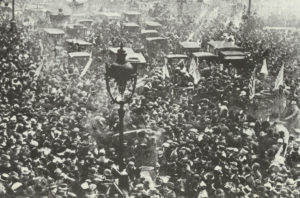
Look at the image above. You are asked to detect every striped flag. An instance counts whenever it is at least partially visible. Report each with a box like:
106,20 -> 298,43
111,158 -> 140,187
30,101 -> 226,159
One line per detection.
260,58 -> 268,76
274,64 -> 284,90
189,58 -> 201,84
249,68 -> 256,100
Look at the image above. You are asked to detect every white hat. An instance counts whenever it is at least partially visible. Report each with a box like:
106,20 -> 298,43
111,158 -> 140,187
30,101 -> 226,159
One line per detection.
30,140 -> 39,147
11,182 -> 23,192
81,182 -> 89,190
200,181 -> 207,187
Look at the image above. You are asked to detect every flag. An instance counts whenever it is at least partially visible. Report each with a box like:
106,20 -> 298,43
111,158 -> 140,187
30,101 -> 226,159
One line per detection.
39,40 -> 44,55
80,54 -> 92,78
189,58 -> 201,84
34,64 -> 43,78
186,32 -> 194,41
260,58 -> 268,76
274,64 -> 284,90
162,58 -> 170,80
248,68 -> 256,100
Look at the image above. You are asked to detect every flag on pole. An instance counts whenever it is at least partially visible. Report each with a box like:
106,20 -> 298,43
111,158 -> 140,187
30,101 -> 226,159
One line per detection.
162,58 -> 170,80
274,64 -> 284,90
260,58 -> 268,76
248,68 -> 256,100
189,58 -> 201,84
80,54 -> 93,78
39,40 -> 44,55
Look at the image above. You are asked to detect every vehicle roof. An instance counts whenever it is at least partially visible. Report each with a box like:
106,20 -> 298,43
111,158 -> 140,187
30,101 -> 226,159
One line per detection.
127,53 -> 146,64
146,37 -> 166,42
109,47 -> 146,63
145,21 -> 162,27
179,42 -> 201,49
220,51 -> 246,60
220,51 -> 245,56
78,19 -> 94,23
124,11 -> 141,15
192,52 -> 217,57
44,28 -> 65,35
141,29 -> 158,34
109,47 -> 135,54
166,54 -> 188,59
208,40 -> 240,49
68,52 -> 91,58
98,12 -> 121,18
263,26 -> 297,31
66,39 -> 92,46
123,22 -> 140,27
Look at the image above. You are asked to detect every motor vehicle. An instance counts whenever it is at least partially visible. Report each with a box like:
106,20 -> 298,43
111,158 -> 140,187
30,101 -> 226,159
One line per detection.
108,47 -> 147,76
141,29 -> 159,39
77,19 -> 94,27
145,37 -> 168,52
49,9 -> 71,27
179,41 -> 201,56
122,22 -> 140,33
66,39 -> 92,52
65,23 -> 88,38
123,11 -> 141,23
145,21 -> 162,30
68,51 -> 91,66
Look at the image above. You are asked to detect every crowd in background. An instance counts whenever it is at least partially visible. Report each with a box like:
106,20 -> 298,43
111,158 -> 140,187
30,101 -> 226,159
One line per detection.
1,0 -> 300,197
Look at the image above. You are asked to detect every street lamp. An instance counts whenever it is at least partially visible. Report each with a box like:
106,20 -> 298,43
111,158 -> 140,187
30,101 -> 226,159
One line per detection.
105,43 -> 137,190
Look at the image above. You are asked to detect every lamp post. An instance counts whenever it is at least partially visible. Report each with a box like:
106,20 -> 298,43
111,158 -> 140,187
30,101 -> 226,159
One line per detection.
10,0 -> 16,31
177,0 -> 186,20
105,44 -> 137,190
248,0 -> 251,16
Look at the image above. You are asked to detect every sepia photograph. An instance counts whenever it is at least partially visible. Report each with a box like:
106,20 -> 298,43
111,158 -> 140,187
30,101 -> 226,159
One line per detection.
1,0 -> 300,197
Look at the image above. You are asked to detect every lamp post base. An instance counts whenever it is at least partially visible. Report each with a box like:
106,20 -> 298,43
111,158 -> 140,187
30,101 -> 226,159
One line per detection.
10,20 -> 16,32
119,171 -> 129,191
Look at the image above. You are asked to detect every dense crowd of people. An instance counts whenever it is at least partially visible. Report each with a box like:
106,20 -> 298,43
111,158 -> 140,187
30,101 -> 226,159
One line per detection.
1,0 -> 300,197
